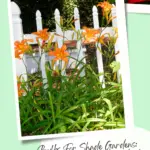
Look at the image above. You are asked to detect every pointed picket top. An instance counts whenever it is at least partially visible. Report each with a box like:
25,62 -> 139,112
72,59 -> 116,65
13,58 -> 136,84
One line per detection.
54,8 -> 61,33
92,6 -> 104,85
36,10 -> 41,17
74,7 -> 79,15
92,5 -> 99,29
36,10 -> 43,30
54,8 -> 60,16
92,5 -> 98,14
11,2 -> 21,15
74,7 -> 80,30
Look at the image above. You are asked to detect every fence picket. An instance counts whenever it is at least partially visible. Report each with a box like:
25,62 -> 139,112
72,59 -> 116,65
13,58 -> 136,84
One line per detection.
54,9 -> 66,75
54,9 -> 63,47
11,2 -> 27,80
36,10 -> 43,31
92,6 -> 105,87
35,10 -> 47,83
74,7 -> 80,30
74,7 -> 86,76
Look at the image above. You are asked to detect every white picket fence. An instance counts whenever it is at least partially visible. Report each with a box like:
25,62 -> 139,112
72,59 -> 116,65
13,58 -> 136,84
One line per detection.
11,2 -> 120,83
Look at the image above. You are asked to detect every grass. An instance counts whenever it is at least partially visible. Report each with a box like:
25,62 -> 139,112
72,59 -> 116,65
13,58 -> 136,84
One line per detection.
19,56 -> 124,136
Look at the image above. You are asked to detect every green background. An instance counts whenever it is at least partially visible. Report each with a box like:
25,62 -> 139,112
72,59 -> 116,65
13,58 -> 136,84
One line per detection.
1,0 -> 150,149
127,13 -> 150,131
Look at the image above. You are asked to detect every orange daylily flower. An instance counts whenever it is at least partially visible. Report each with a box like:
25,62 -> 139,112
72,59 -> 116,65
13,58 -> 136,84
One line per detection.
17,83 -> 25,97
99,34 -> 106,45
32,28 -> 50,41
14,39 -> 33,52
97,1 -> 113,12
15,49 -> 23,59
82,26 -> 100,44
97,1 -> 113,23
14,39 -> 33,59
98,33 -> 110,45
17,76 -> 25,97
48,44 -> 69,63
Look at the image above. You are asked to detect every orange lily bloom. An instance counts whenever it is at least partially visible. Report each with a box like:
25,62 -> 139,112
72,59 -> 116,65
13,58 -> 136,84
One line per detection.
98,33 -> 110,45
17,83 -> 25,97
49,44 -> 69,63
14,39 -> 33,59
17,76 -> 25,97
97,1 -> 113,22
82,26 -> 100,44
97,1 -> 113,12
32,28 -> 50,41
14,39 -> 32,52
99,34 -> 106,45
15,49 -> 23,59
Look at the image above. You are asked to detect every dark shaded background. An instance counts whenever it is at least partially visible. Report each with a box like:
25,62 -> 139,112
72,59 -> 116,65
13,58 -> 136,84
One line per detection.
11,0 -> 62,33
11,0 -> 115,33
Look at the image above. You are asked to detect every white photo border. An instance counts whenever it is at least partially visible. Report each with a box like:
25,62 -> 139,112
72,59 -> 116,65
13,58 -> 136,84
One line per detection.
126,4 -> 150,13
7,0 -> 134,141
